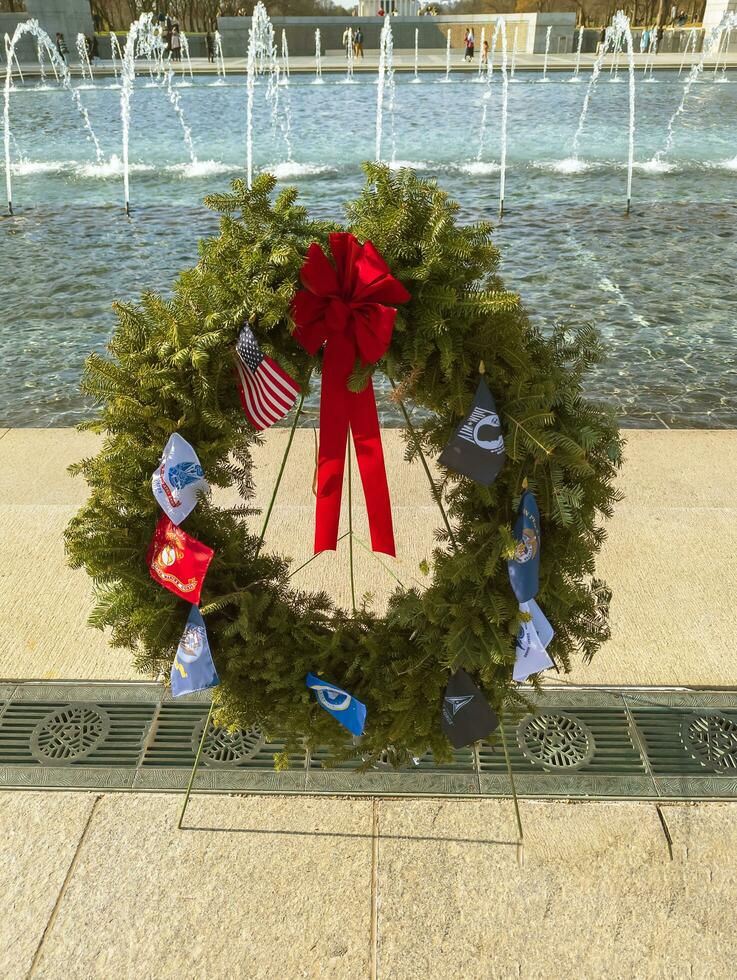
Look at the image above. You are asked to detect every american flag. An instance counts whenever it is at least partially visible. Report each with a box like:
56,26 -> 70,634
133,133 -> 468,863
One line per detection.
234,325 -> 300,430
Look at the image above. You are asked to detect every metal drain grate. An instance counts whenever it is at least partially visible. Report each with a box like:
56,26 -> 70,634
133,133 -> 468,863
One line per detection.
517,713 -> 596,771
2,682 -> 737,799
681,714 -> 737,772
30,704 -> 110,764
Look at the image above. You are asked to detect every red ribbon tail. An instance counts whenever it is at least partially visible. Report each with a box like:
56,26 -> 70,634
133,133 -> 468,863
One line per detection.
313,345 -> 351,554
350,382 -> 396,557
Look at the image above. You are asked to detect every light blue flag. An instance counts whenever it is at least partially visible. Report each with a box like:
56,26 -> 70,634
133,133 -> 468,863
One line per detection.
306,672 -> 366,737
171,605 -> 219,697
514,600 -> 554,682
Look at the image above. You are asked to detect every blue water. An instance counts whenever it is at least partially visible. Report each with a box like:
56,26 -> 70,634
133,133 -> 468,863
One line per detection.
1,70 -> 736,426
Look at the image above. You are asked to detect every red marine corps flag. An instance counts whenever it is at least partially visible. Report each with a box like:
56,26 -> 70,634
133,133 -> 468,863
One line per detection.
147,515 -> 214,604
234,324 -> 300,430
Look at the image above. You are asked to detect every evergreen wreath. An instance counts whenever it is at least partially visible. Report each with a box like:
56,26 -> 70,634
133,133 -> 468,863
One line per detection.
65,164 -> 623,766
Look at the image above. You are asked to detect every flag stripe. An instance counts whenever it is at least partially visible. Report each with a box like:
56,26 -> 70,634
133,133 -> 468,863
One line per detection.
254,370 -> 296,421
263,357 -> 300,398
237,361 -> 274,430
249,368 -> 287,423
243,369 -> 280,429
258,359 -> 299,405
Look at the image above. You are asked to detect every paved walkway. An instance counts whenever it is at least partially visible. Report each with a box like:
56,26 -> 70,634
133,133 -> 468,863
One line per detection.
12,51 -> 737,76
1,791 -> 736,978
0,428 -> 734,686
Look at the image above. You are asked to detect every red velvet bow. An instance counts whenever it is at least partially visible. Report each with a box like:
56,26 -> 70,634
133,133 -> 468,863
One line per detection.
292,232 -> 410,556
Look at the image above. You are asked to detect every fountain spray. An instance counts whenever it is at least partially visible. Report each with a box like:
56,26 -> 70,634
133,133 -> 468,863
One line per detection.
643,31 -> 658,80
653,12 -> 737,167
489,21 -> 498,79
615,13 -> 636,213
345,28 -> 354,83
542,26 -> 552,81
35,37 -> 48,87
713,27 -> 731,78
314,29 -> 323,83
573,25 -> 584,80
5,21 -> 103,214
76,32 -> 94,81
375,19 -> 389,161
477,28 -> 486,80
678,27 -> 696,76
120,17 -> 143,214
5,32 -> 24,85
214,31 -> 227,78
110,33 -> 123,80
180,31 -> 194,80
412,27 -> 420,82
498,19 -> 509,216
281,30 -> 290,83
609,27 -> 620,78
510,26 -> 518,80
444,28 -> 451,82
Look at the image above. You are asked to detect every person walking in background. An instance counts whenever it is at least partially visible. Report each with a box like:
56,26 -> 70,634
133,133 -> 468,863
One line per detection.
205,32 -> 215,63
481,37 -> 489,66
641,27 -> 650,53
354,27 -> 364,59
342,25 -> 352,58
170,24 -> 181,62
464,27 -> 475,62
55,33 -> 68,64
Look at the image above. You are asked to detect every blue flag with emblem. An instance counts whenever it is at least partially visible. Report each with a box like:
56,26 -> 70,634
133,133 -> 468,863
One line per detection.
508,489 -> 541,603
171,605 -> 219,697
306,672 -> 366,737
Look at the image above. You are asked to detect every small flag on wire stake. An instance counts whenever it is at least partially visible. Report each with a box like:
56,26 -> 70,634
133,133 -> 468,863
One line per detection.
171,605 -> 219,697
508,489 -> 541,603
234,324 -> 299,430
151,432 -> 208,525
441,669 -> 499,749
439,377 -> 506,486
514,600 -> 555,682
147,515 -> 214,604
306,672 -> 366,736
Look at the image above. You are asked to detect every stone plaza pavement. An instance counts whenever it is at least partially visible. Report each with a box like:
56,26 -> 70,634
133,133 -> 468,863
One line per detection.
2,791 -> 736,979
1,427 -> 736,977
0,427 -> 734,686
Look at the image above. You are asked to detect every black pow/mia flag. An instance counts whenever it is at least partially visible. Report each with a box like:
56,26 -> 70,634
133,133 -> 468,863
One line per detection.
438,378 -> 506,486
441,669 -> 499,749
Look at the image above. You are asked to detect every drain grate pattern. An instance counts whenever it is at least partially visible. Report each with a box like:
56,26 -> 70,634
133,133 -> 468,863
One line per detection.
2,683 -> 737,798
517,713 -> 595,770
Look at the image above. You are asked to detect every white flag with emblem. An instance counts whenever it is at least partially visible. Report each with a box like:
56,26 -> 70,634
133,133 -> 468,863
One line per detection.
151,433 -> 208,525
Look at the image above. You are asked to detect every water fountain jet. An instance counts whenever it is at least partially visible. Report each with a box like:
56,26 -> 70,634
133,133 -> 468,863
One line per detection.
313,29 -> 323,84
542,26 -> 552,81
214,31 -> 226,80
4,20 -> 104,214
571,25 -> 584,81
412,27 -> 420,82
76,33 -> 94,82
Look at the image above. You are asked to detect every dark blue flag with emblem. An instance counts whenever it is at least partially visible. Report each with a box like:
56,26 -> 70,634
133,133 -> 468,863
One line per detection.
438,377 -> 505,486
306,672 -> 366,737
508,489 -> 540,603
170,605 -> 219,697
441,669 -> 499,749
